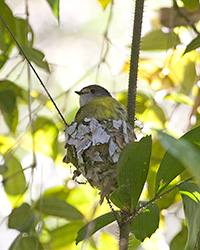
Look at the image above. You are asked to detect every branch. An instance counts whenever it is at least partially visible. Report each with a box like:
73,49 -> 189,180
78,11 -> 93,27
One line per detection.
127,0 -> 145,126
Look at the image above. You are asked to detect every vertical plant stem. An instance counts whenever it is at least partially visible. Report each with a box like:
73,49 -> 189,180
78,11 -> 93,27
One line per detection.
119,211 -> 131,250
118,1 -> 145,248
127,0 -> 145,126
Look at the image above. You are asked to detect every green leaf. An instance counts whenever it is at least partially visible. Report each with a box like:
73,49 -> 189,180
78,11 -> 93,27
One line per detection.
0,80 -> 28,102
3,103 -> 18,134
155,127 -> 200,194
128,234 -> 141,250
141,30 -> 180,51
179,182 -> 200,250
170,224 -> 188,250
183,34 -> 200,55
9,234 -> 43,250
117,136 -> 152,211
0,88 -> 18,133
0,2 -> 16,53
131,202 -> 159,242
110,185 -> 131,211
21,46 -> 49,71
34,197 -> 84,220
151,103 -> 166,123
76,212 -> 116,244
0,89 -> 16,113
180,61 -> 196,95
34,116 -> 59,159
8,203 -> 38,233
49,221 -> 84,249
34,116 -> 57,131
180,0 -> 199,11
98,0 -> 111,9
46,0 -> 60,21
15,18 -> 34,47
2,156 -> 26,195
0,54 -> 8,69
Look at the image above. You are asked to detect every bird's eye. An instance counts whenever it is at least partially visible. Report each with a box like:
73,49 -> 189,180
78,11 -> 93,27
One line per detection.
91,89 -> 95,93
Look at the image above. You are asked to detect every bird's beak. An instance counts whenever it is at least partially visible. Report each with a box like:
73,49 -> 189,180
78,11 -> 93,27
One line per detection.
75,91 -> 81,95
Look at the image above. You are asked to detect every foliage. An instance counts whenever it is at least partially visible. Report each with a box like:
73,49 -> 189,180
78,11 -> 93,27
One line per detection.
1,0 -> 200,250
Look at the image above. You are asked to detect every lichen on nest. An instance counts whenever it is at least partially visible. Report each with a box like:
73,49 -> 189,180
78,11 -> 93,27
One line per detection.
63,117 -> 135,203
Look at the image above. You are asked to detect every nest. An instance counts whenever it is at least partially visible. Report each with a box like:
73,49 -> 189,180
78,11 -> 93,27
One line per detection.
63,118 -> 135,203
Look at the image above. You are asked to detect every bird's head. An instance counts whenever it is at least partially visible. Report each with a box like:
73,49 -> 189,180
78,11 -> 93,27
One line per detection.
75,85 -> 111,107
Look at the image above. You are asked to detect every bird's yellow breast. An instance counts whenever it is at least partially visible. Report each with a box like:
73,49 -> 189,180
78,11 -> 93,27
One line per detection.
75,96 -> 126,122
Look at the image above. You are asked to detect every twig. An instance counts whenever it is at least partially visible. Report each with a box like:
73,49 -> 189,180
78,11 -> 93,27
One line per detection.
106,196 -> 120,225
127,0 -> 145,126
128,177 -> 193,222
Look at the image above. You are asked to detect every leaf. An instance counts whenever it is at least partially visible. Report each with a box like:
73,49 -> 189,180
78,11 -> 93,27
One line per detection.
0,80 -> 28,102
179,182 -> 200,250
21,46 -> 49,71
98,0 -> 111,9
15,18 -> 34,47
110,185 -> 131,211
141,30 -> 180,51
128,234 -> 141,250
0,2 -> 16,53
0,88 -> 18,133
34,197 -> 84,220
155,127 -> 200,194
183,34 -> 200,55
34,116 -> 59,159
46,0 -> 60,21
76,212 -> 116,244
9,234 -> 43,250
170,224 -> 188,250
0,89 -> 16,113
151,103 -> 166,123
49,221 -> 84,249
34,116 -> 57,131
164,92 -> 193,106
2,156 -> 26,195
131,202 -> 159,242
117,136 -> 152,211
2,104 -> 18,134
180,0 -> 199,11
180,61 -> 196,95
8,203 -> 38,233
0,54 -> 8,69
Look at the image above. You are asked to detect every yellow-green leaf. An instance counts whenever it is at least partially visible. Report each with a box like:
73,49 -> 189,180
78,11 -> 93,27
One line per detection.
98,0 -> 111,9
2,157 -> 26,196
